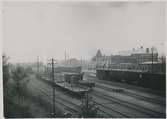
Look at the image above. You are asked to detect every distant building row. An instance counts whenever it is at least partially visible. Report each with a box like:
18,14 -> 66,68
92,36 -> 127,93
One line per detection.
92,47 -> 166,73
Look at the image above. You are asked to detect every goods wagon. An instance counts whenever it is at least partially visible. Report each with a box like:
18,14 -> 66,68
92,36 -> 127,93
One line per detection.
96,69 -> 165,91
54,66 -> 82,74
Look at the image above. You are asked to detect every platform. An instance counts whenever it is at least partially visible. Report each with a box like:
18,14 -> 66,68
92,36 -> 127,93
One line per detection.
55,82 -> 89,93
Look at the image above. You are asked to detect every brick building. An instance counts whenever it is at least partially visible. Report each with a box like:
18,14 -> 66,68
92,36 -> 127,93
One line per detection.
93,47 -> 163,73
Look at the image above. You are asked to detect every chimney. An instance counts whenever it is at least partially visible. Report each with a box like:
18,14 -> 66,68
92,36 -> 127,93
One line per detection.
146,48 -> 149,53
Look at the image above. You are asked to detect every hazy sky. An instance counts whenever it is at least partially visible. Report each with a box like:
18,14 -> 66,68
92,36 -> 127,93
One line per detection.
3,2 -> 166,63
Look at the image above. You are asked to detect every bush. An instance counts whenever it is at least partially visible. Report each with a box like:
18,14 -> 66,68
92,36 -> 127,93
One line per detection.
78,93 -> 103,118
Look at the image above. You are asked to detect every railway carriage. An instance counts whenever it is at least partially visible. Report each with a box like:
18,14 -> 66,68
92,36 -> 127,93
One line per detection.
96,69 -> 165,91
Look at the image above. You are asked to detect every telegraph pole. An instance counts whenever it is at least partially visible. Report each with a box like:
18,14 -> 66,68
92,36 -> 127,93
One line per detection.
81,56 -> 82,66
151,48 -> 154,73
51,58 -> 56,117
65,49 -> 67,66
85,91 -> 89,117
48,58 -> 56,117
37,56 -> 39,76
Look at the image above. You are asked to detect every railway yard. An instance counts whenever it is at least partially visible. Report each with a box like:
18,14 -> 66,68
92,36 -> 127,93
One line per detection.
26,70 -> 166,118
3,2 -> 166,118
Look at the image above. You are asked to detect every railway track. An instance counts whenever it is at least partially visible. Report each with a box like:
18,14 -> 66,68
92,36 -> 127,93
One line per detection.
54,94 -> 118,118
88,73 -> 165,95
29,80 -> 115,117
29,82 -> 79,115
92,93 -> 149,118
93,100 -> 131,118
37,76 -> 125,117
87,74 -> 165,103
91,90 -> 165,118
30,75 -> 165,118
95,83 -> 165,106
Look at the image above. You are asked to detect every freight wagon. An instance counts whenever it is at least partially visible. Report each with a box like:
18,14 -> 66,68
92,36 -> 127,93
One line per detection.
40,66 -> 95,97
96,69 -> 165,91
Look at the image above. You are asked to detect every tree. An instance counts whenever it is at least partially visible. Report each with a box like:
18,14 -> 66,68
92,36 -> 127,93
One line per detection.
78,92 -> 102,118
2,54 -> 10,86
12,65 -> 28,96
25,66 -> 34,74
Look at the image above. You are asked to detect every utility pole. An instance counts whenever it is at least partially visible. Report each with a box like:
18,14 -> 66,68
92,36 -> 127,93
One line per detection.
85,91 -> 89,117
151,47 -> 154,73
65,49 -> 67,66
67,54 -> 69,66
37,56 -> 39,76
81,56 -> 82,66
161,56 -> 165,73
86,92 -> 88,110
48,58 -> 56,117
52,58 -> 56,117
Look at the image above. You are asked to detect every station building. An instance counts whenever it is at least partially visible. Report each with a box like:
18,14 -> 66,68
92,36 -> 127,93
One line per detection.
93,47 -> 165,73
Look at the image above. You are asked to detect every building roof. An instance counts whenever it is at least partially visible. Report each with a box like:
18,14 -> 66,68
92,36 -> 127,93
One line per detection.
97,68 -> 147,73
140,61 -> 162,65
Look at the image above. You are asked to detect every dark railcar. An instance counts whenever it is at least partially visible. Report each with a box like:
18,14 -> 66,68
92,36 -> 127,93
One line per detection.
78,80 -> 95,88
55,66 -> 82,74
96,69 -> 165,91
